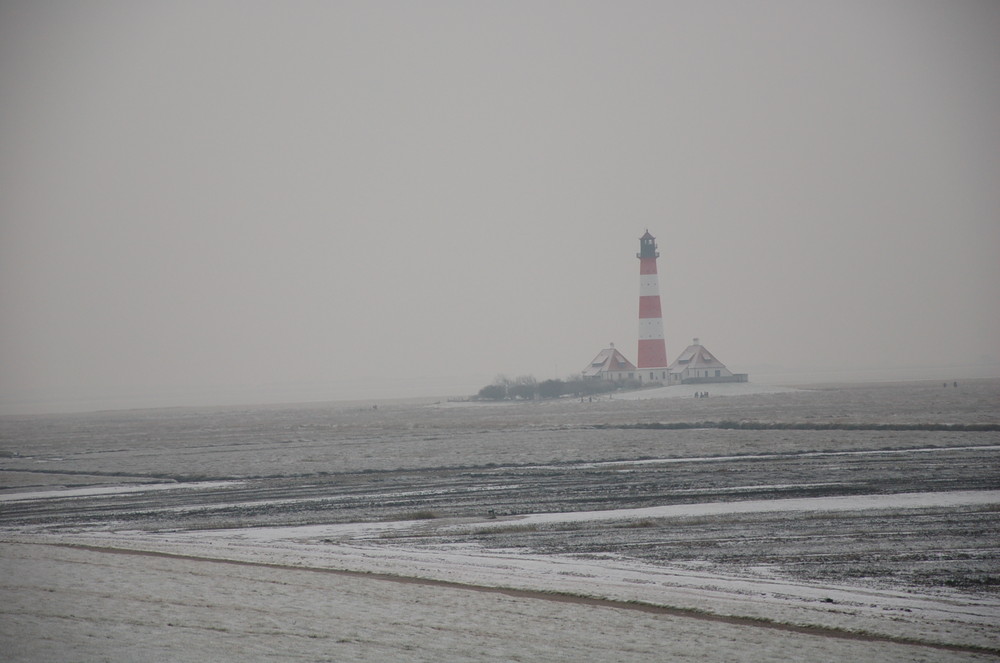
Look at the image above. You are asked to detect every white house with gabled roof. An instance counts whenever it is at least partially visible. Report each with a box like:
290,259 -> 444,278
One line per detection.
668,338 -> 747,384
582,344 -> 638,381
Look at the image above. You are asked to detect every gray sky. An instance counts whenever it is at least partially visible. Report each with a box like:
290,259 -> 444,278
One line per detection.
2,1 -> 999,412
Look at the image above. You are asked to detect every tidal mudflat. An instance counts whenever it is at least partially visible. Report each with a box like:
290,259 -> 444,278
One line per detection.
2,379 -> 998,661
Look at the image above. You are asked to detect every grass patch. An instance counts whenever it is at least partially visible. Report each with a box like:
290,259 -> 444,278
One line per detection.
389,510 -> 438,521
473,523 -> 540,535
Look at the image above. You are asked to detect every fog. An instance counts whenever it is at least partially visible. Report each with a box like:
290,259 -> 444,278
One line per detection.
2,1 -> 998,413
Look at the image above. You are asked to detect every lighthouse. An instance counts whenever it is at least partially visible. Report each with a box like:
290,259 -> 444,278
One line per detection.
637,230 -> 670,381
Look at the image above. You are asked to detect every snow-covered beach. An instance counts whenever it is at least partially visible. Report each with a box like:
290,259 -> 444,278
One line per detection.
2,379 -> 999,660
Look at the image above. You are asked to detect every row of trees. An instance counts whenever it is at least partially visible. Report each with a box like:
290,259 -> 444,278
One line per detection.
475,374 -> 644,401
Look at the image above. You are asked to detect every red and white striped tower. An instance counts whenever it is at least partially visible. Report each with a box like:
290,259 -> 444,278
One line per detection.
637,230 -> 669,380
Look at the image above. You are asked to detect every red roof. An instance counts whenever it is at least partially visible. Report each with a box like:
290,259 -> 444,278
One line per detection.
582,346 -> 637,377
668,340 -> 729,371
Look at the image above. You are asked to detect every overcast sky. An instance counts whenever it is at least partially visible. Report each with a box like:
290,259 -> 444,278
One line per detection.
2,1 -> 998,412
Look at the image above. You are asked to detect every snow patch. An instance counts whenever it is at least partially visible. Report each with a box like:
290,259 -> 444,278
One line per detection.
0,480 -> 245,502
